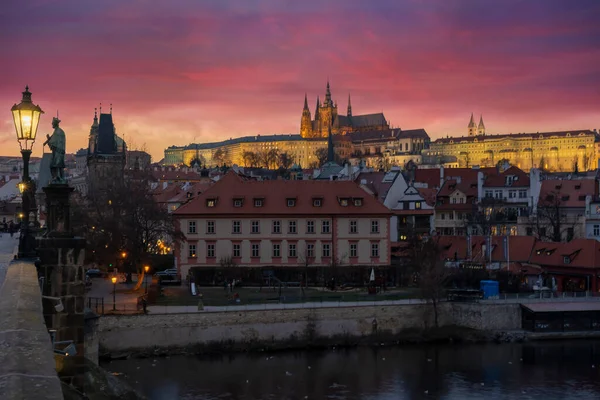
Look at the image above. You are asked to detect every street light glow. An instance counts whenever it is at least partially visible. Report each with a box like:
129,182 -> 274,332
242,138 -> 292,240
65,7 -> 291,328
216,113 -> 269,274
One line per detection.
111,276 -> 117,284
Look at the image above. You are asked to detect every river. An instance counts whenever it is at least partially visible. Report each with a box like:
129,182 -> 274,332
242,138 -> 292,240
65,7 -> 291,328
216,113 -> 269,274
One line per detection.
104,340 -> 600,400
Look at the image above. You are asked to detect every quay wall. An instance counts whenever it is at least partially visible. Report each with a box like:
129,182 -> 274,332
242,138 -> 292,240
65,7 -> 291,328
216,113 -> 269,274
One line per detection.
98,303 -> 521,352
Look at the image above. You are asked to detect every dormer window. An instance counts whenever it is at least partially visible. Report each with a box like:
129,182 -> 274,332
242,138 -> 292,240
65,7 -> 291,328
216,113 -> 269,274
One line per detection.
206,199 -> 216,207
313,198 -> 322,207
353,198 -> 363,207
563,256 -> 571,264
254,198 -> 264,207
287,198 -> 296,207
233,198 -> 243,207
339,198 -> 349,207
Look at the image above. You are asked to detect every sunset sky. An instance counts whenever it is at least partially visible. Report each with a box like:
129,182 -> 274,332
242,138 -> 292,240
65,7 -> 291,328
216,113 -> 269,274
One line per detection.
1,0 -> 600,162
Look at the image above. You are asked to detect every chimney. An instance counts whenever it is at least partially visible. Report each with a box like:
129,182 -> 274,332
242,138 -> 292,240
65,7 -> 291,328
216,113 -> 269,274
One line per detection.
439,166 -> 444,188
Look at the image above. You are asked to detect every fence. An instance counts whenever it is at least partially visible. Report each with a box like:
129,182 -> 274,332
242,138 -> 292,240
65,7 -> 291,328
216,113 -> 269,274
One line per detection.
86,291 -> 600,315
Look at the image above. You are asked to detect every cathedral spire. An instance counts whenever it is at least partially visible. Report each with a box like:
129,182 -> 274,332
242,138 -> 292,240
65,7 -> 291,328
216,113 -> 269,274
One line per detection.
478,114 -> 486,135
347,94 -> 352,117
303,93 -> 309,110
314,96 -> 320,120
468,113 -> 477,136
325,80 -> 332,106
327,122 -> 334,163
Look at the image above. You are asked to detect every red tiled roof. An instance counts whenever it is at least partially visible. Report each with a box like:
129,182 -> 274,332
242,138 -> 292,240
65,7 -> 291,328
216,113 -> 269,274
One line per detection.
538,179 -> 597,208
529,238 -> 600,269
355,172 -> 393,203
175,171 -> 392,216
436,235 -> 536,263
169,182 -> 214,203
152,169 -> 205,182
482,166 -> 530,188
413,168 -> 440,189
437,179 -> 478,198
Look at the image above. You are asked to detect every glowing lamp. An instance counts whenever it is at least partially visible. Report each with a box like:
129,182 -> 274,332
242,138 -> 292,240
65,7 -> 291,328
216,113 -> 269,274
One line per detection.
121,251 -> 127,258
17,182 -> 26,193
11,86 -> 44,150
144,265 -> 150,273
111,276 -> 117,284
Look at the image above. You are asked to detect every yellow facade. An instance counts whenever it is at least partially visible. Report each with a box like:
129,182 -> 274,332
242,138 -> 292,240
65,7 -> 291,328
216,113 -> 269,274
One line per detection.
427,130 -> 597,172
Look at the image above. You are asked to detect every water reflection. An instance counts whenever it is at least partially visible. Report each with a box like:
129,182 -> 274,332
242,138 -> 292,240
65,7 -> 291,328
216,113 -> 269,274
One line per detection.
105,341 -> 600,400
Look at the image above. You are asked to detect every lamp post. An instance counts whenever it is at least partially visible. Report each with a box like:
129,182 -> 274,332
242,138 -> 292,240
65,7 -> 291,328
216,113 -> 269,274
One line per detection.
111,276 -> 117,311
144,265 -> 150,293
11,86 -> 44,259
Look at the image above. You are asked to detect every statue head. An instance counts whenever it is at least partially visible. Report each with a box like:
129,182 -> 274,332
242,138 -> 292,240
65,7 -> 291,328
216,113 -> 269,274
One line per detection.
52,117 -> 61,128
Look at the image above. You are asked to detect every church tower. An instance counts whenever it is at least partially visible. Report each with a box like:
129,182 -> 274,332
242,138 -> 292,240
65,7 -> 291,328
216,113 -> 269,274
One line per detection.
468,113 -> 477,136
477,115 -> 486,135
300,93 -> 313,138
88,108 -> 99,154
347,94 -> 352,117
318,80 -> 338,137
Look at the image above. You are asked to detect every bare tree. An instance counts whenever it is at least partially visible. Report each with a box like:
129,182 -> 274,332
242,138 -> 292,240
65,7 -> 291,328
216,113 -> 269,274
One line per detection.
278,152 -> 295,169
242,151 -> 259,167
257,149 -> 280,169
298,243 -> 315,290
408,235 -> 449,328
212,148 -> 227,166
315,148 -> 328,166
528,188 -> 577,242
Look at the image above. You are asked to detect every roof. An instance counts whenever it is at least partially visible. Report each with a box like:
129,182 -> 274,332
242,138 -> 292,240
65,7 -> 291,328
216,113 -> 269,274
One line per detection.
482,166 -> 530,188
336,113 -> 387,128
523,302 -> 600,313
529,238 -> 600,269
538,179 -> 597,208
152,169 -> 205,182
342,128 -> 429,143
355,171 -> 393,203
435,235 -> 536,263
416,187 -> 437,207
433,130 -> 598,145
175,171 -> 392,216
96,113 -> 117,154
183,134 -> 305,150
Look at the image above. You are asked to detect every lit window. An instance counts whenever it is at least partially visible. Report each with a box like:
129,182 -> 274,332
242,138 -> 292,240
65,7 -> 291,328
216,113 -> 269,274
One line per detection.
415,201 -> 421,209
207,199 -> 216,207
206,221 -> 215,234
188,221 -> 196,234
354,198 -> 363,206
188,244 -> 196,258
340,198 -> 349,206
207,243 -> 215,258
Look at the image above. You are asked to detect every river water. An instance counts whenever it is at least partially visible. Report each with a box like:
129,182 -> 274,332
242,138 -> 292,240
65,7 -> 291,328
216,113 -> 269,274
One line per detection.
105,341 -> 600,400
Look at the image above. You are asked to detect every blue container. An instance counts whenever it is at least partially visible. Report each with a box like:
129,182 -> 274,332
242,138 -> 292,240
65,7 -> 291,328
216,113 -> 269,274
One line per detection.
480,280 -> 499,299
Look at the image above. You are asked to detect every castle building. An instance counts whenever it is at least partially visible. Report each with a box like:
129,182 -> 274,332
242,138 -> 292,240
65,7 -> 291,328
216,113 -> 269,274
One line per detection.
425,115 -> 599,172
87,106 -> 127,196
300,81 -> 389,138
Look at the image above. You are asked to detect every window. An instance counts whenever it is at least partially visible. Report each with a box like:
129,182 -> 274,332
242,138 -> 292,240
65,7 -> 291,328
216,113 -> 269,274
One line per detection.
371,220 -> 379,233
340,198 -> 349,206
272,243 -> 280,258
508,190 -> 517,199
188,244 -> 196,258
251,220 -> 260,234
415,201 -> 421,209
594,225 -> 600,236
307,244 -> 314,258
287,198 -> 296,207
254,198 -> 263,207
494,190 -> 502,199
233,199 -> 243,207
563,256 -> 571,264
322,243 -> 331,257
188,221 -> 197,234
441,213 -> 446,220
354,198 -> 363,206
251,244 -> 260,258
449,212 -> 454,220
206,199 -> 216,207
371,243 -> 379,258
307,220 -> 315,234
272,220 -> 281,234
485,190 -> 493,198
232,220 -> 241,234
322,220 -> 330,234
459,198 -> 464,204
289,220 -> 297,234
207,243 -> 215,258
206,221 -> 215,234
350,243 -> 357,258
233,244 -> 241,258
452,197 -> 457,204
519,190 -> 527,199
288,244 -> 297,258
350,220 -> 358,234
313,198 -> 322,207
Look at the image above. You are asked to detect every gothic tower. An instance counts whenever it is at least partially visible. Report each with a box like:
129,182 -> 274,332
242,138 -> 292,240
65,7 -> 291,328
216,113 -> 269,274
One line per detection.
478,115 -> 486,135
468,113 -> 477,136
347,94 -> 352,118
88,108 -> 99,154
300,93 -> 313,138
318,80 -> 338,137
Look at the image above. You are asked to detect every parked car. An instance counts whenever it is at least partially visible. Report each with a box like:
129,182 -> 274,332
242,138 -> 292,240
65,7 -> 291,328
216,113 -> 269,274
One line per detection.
85,269 -> 103,278
155,268 -> 178,276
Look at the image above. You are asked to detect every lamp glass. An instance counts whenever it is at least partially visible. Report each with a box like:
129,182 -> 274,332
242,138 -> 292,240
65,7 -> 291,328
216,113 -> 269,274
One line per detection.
111,276 -> 117,284
144,265 -> 149,273
11,93 -> 43,142
18,182 -> 25,193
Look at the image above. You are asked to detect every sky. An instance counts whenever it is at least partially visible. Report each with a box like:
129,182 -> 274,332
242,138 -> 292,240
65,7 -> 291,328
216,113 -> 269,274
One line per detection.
1,0 -> 600,162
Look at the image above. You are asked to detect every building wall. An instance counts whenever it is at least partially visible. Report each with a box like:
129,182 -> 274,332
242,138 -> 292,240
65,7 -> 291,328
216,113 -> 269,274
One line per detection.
428,132 -> 597,171
177,216 -> 390,278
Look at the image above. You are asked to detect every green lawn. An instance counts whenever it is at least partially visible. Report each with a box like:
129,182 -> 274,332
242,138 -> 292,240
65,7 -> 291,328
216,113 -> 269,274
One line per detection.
154,285 -> 422,306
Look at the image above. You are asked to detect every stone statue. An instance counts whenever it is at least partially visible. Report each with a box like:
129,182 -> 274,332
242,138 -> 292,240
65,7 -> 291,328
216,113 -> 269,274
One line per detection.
44,117 -> 66,184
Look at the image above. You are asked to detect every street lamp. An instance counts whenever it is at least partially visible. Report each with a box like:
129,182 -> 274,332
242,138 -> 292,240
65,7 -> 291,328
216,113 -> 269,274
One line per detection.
144,265 -> 150,293
111,276 -> 117,311
11,86 -> 44,259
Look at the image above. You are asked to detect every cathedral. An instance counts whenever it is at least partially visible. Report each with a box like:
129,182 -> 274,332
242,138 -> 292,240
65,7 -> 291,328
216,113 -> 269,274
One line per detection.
300,81 -> 390,138
467,113 -> 486,136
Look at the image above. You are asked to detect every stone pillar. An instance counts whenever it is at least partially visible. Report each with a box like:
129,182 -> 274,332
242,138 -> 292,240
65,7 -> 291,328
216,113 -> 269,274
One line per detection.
37,183 -> 86,389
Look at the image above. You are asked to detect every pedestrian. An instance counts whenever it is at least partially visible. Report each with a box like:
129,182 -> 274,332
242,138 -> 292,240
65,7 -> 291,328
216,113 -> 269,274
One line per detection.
142,296 -> 147,314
